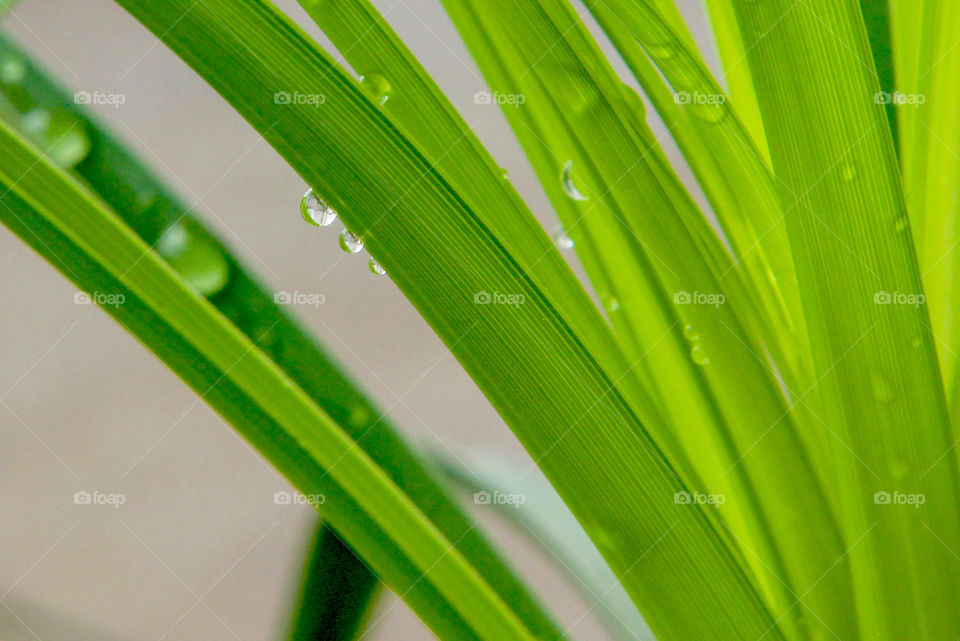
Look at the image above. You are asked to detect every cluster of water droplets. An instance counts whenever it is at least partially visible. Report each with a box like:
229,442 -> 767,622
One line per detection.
684,324 -> 709,366
300,188 -> 386,275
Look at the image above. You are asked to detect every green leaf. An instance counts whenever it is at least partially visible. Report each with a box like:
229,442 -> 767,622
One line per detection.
289,523 -> 381,641
110,0 -> 790,639
889,0 -> 924,156
0,33 -> 560,641
0,121 -> 540,641
436,453 -> 652,641
730,2 -> 960,637
436,0 -> 852,635
586,0 -> 808,390
701,0 -> 769,161
858,0 -> 897,153
900,2 -> 960,406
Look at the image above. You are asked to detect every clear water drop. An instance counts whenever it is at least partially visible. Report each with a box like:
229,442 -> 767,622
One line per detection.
156,220 -> 231,297
300,188 -> 337,227
369,258 -> 386,275
601,293 -> 620,312
0,52 -> 26,85
500,167 -> 509,179
841,162 -> 856,182
156,221 -> 189,256
20,108 -> 91,169
552,226 -> 575,250
683,324 -> 699,341
561,160 -> 589,201
894,215 -> 908,233
360,73 -> 391,105
339,229 -> 364,254
690,344 -> 709,366
911,336 -> 922,349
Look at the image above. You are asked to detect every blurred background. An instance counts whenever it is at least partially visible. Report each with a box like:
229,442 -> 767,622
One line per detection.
0,1 -> 717,639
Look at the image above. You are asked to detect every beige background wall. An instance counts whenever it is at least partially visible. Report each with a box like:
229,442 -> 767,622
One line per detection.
0,1 -> 715,639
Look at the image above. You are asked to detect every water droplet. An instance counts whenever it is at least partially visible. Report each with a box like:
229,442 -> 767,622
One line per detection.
871,373 -> 893,403
156,220 -> 231,297
552,226 -> 575,250
841,162 -> 856,182
300,188 -> 337,226
360,73 -> 391,105
156,221 -> 189,255
601,293 -> 620,312
894,215 -> 908,233
20,108 -> 91,169
690,344 -> 709,366
500,167 -> 509,179
339,229 -> 364,254
911,336 -> 922,349
0,53 -> 26,85
561,160 -> 588,201
369,258 -> 386,275
683,324 -> 699,341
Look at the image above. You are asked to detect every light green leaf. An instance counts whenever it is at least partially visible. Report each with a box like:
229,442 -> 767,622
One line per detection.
0,120 -> 540,641
0,33 -> 560,641
111,0 -> 790,638
730,2 -> 960,637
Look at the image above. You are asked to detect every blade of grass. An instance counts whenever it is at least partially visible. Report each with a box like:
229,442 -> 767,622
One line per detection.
111,0 -> 791,638
889,0 -> 924,160
901,2 -> 960,406
436,0 -> 852,635
730,2 -> 960,637
289,523 -> 381,641
858,0 -> 897,153
700,0 -> 769,161
435,452 -> 653,641
0,122 -> 541,641
587,0 -> 809,391
0,32 -> 562,641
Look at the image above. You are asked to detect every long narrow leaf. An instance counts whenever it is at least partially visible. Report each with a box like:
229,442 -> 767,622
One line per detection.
0,33 -> 561,641
0,122 -> 541,641
730,2 -> 960,637
111,0 -> 789,638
